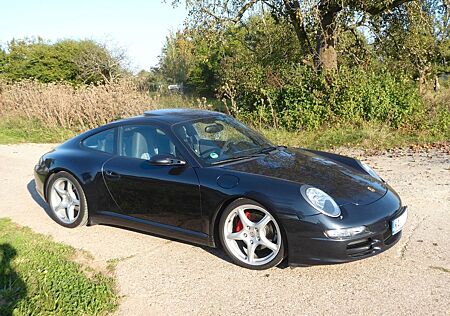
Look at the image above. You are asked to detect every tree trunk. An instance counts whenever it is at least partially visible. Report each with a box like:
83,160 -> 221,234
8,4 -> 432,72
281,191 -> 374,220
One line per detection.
283,0 -> 314,58
283,1 -> 341,71
316,2 -> 341,72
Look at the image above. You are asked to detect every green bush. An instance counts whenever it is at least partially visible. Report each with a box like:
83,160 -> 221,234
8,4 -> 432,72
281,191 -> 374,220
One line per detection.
233,65 -> 424,131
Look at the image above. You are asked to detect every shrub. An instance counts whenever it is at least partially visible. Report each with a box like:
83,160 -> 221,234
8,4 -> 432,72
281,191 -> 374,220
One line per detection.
230,65 -> 425,131
0,79 -> 159,131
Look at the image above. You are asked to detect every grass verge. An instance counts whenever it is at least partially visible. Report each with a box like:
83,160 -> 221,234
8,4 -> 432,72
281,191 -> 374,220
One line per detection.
0,218 -> 118,315
0,116 -> 448,152
0,118 -> 75,144
259,122 -> 450,152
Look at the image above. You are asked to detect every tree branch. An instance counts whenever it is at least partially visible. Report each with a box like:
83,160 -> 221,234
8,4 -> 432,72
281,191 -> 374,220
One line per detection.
282,0 -> 315,56
232,0 -> 259,22
363,0 -> 413,15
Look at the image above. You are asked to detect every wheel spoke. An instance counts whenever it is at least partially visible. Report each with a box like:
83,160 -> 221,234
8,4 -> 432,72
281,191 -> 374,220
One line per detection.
67,182 -> 77,199
255,214 -> 271,230
66,205 -> 75,221
246,242 -> 257,263
237,209 -> 253,228
56,205 -> 67,219
227,231 -> 245,241
67,185 -> 78,201
54,184 -> 66,197
260,234 -> 278,252
54,201 -> 65,212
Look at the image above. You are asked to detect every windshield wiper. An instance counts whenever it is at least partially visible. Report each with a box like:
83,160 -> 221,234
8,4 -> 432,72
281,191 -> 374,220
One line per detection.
210,146 -> 282,165
258,146 -> 278,154
210,155 -> 258,165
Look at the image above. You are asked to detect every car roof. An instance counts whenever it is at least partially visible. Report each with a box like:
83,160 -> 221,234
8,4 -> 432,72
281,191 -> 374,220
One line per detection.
143,108 -> 226,124
106,108 -> 227,127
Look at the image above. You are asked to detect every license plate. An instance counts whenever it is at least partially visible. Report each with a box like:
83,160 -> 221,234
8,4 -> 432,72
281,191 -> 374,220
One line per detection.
391,209 -> 408,235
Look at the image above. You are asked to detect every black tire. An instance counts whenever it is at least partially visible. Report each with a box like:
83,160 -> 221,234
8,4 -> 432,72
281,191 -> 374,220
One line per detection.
46,171 -> 89,228
219,198 -> 286,270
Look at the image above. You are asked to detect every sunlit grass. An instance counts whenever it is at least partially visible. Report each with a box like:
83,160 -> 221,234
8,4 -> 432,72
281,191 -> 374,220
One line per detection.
0,218 -> 118,315
259,122 -> 450,151
0,118 -> 75,144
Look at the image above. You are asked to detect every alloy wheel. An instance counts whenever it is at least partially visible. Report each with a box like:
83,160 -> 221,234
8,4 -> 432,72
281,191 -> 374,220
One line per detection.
49,177 -> 81,224
223,204 -> 282,266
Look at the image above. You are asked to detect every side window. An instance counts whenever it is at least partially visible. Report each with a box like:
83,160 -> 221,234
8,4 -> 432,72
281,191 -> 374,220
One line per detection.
118,125 -> 178,160
82,128 -> 115,154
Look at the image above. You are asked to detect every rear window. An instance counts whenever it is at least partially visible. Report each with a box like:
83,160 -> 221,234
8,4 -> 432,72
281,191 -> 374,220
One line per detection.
82,128 -> 115,154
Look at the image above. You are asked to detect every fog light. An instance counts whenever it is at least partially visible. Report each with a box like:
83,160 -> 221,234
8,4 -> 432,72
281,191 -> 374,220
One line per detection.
325,226 -> 368,240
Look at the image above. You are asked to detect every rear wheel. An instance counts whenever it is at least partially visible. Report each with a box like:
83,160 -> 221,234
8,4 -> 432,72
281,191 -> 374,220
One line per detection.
46,171 -> 88,228
219,198 -> 285,270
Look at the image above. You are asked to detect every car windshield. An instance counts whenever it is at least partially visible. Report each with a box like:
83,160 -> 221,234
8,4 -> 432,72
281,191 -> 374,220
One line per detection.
173,116 -> 274,165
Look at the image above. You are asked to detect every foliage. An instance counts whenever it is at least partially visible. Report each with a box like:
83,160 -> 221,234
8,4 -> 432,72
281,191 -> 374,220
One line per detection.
159,28 -> 226,95
157,8 -> 449,133
0,38 -> 126,84
0,79 -> 160,131
372,0 -> 450,80
174,0 -> 437,71
159,31 -> 194,85
0,1 -> 447,150
0,218 -> 117,315
231,65 -> 424,130
260,119 -> 450,151
0,84 -> 448,151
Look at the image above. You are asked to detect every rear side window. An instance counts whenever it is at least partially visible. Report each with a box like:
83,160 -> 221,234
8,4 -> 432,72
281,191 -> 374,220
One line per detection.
118,125 -> 178,160
82,129 -> 115,154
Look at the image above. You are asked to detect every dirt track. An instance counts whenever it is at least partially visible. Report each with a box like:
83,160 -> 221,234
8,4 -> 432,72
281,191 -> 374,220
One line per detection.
0,143 -> 449,315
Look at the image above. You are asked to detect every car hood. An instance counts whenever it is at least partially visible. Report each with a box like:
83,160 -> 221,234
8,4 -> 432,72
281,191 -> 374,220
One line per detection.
221,148 -> 387,206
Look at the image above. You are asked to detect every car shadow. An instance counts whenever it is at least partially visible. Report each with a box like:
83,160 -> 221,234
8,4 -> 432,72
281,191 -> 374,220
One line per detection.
26,180 -> 53,220
26,180 -> 288,269
101,222 -> 239,266
0,243 -> 27,315
200,245 -> 288,269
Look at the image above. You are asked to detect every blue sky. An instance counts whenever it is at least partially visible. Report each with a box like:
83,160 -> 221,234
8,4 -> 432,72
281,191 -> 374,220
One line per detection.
0,0 -> 187,71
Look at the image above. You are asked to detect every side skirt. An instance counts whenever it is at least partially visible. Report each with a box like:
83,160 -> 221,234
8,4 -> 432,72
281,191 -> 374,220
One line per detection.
90,211 -> 212,247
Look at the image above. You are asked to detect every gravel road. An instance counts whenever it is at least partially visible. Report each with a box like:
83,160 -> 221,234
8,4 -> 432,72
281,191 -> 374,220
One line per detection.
0,143 -> 449,315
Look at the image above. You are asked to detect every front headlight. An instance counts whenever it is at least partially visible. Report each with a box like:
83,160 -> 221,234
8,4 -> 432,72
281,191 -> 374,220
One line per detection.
300,185 -> 341,217
358,161 -> 382,181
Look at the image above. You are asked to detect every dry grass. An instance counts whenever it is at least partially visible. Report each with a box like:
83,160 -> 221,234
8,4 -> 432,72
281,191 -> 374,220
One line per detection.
0,79 -> 161,132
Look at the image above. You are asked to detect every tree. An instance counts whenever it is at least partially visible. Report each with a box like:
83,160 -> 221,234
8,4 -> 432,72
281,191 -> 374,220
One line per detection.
173,0 -> 414,71
0,38 -> 126,84
73,40 -> 128,84
159,29 -> 225,95
159,31 -> 194,84
371,0 -> 450,85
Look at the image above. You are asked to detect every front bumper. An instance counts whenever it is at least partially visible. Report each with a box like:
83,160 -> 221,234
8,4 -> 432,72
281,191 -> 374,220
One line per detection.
34,164 -> 47,201
283,189 -> 406,266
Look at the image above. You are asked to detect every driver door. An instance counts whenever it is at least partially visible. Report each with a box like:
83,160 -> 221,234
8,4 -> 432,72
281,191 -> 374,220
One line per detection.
102,124 -> 202,233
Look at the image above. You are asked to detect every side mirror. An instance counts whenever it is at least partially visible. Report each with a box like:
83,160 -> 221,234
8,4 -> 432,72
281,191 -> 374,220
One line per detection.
148,154 -> 186,166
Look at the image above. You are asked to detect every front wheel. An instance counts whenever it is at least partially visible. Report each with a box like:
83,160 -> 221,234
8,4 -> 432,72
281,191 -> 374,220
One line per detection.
219,198 -> 285,270
46,171 -> 88,228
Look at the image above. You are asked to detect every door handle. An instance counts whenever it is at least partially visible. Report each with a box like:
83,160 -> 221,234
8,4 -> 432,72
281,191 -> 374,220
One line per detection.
104,170 -> 120,179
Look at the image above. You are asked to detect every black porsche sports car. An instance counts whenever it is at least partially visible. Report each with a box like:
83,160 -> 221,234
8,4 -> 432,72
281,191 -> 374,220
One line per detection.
34,109 -> 407,270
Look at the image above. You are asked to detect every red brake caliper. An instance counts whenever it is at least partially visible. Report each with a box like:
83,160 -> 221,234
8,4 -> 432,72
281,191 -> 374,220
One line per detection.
235,211 -> 251,232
